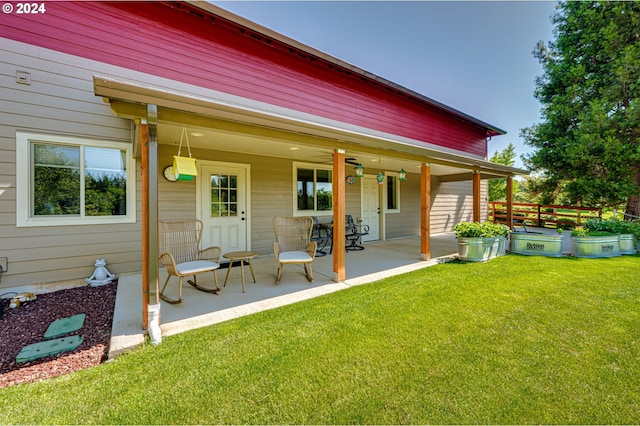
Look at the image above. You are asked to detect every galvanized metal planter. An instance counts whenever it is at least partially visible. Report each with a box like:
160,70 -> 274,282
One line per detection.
619,234 -> 637,255
509,233 -> 563,257
457,237 -> 507,262
570,235 -> 621,258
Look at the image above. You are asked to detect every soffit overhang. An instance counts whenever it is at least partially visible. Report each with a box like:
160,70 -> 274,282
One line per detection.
94,75 -> 528,179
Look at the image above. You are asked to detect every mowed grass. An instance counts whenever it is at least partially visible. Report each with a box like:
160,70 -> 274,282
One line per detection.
1,255 -> 639,424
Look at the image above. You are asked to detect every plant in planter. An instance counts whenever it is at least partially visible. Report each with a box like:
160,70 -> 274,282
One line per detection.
578,218 -> 640,255
570,226 -> 621,258
621,221 -> 640,254
607,219 -> 639,254
452,222 -> 510,262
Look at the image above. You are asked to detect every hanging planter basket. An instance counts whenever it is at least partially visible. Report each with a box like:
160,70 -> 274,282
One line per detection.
172,128 -> 198,181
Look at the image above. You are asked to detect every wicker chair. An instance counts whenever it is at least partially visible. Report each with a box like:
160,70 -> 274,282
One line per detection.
273,216 -> 317,284
159,219 -> 222,304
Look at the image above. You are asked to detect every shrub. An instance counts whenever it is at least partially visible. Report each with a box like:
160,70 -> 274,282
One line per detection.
570,227 -> 588,237
583,218 -> 640,241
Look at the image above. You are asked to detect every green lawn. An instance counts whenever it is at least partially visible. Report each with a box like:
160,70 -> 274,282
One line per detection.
1,255 -> 639,424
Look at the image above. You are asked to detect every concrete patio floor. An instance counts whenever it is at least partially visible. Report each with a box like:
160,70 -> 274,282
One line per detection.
108,232 -> 459,357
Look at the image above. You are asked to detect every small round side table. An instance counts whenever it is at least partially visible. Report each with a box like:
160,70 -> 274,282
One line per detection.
222,251 -> 258,293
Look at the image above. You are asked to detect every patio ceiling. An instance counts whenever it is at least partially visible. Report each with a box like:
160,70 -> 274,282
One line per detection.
156,120 -> 468,179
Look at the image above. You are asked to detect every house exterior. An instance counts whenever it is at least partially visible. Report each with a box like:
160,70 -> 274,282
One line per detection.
0,1 -> 524,294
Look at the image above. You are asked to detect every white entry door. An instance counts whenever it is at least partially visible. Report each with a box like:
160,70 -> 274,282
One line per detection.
361,175 -> 380,242
198,163 -> 249,253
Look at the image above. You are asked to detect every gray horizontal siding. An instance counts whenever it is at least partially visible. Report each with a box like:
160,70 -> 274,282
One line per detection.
0,41 -> 138,289
431,180 -> 488,234
385,173 -> 421,238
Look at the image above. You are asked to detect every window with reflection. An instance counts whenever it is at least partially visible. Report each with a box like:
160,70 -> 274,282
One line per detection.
33,144 -> 127,217
386,174 -> 400,212
296,165 -> 332,213
17,132 -> 135,227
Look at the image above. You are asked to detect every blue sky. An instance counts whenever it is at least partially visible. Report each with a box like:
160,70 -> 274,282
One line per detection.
213,1 -> 558,168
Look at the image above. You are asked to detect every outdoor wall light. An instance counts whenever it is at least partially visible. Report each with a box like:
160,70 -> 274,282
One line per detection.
354,164 -> 364,178
398,168 -> 407,181
377,172 -> 384,184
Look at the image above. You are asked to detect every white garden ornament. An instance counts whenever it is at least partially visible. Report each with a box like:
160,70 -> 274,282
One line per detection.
86,258 -> 115,286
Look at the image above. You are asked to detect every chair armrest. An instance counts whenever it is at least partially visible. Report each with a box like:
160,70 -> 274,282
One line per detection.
199,246 -> 222,263
273,242 -> 281,260
159,252 -> 178,275
306,241 -> 317,259
357,218 -> 370,234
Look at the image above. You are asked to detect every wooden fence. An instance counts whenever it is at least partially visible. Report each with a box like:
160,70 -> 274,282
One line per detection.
489,202 -> 602,229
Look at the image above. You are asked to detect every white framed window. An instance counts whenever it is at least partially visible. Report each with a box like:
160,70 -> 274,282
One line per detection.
385,172 -> 401,213
16,132 -> 136,227
293,162 -> 332,215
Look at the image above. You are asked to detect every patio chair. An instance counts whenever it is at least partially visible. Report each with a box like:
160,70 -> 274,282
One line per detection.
345,214 -> 369,251
159,219 -> 222,304
273,216 -> 317,284
512,218 -> 543,234
512,218 -> 528,233
311,216 -> 332,256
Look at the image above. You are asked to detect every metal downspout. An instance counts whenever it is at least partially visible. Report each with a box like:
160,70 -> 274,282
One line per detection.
146,104 -> 161,343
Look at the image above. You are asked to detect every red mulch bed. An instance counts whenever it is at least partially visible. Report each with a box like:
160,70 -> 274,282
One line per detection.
0,282 -> 117,388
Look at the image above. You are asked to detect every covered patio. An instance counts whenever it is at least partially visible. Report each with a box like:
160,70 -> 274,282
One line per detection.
108,232 -> 459,357
88,3 -> 527,352
95,78 -> 525,338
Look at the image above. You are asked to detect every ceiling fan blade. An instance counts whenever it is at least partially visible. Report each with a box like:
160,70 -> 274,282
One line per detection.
317,155 -> 359,166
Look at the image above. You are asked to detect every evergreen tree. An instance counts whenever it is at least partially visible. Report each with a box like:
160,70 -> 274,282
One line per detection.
522,1 -> 640,217
488,143 -> 519,201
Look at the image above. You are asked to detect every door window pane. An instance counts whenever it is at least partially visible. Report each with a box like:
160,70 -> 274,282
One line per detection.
210,173 -> 238,217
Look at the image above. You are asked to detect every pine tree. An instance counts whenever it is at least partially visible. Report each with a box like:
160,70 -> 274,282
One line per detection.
522,1 -> 640,217
488,143 -> 518,201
